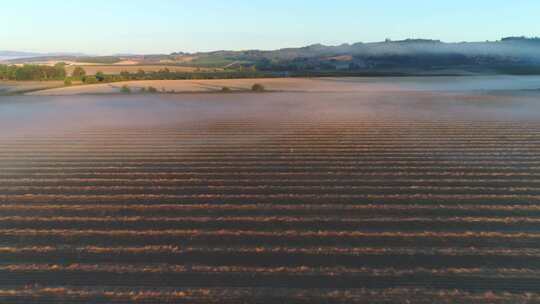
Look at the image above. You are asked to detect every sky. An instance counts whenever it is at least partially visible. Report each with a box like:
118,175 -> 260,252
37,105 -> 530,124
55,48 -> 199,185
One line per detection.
2,0 -> 540,55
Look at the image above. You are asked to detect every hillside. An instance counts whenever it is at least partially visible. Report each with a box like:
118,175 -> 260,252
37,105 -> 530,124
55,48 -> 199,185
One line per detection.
3,37 -> 540,75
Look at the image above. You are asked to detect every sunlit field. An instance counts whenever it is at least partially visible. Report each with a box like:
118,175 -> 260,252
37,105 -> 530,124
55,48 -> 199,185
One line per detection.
1,77 -> 540,303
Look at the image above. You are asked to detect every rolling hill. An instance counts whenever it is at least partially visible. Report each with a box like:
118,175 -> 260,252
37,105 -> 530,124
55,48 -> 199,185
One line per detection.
4,37 -> 540,75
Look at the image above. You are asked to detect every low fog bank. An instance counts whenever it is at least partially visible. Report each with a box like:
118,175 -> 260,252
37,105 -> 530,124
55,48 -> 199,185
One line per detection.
1,83 -> 540,140
2,76 -> 540,140
26,76 -> 540,96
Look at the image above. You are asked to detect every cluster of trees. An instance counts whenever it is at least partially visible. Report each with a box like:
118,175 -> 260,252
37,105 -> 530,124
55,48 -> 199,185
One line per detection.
120,85 -> 160,94
64,68 -> 281,85
0,63 -> 66,81
112,68 -> 271,81
2,63 -> 401,86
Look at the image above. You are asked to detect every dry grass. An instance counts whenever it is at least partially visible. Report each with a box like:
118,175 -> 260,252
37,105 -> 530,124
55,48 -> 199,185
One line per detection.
27,77 -> 401,95
0,81 -> 64,94
0,287 -> 537,303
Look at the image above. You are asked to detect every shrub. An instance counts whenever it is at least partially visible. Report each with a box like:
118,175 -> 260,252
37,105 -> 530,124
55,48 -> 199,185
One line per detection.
83,76 -> 98,84
120,85 -> 131,94
221,86 -> 231,92
64,78 -> 72,86
251,83 -> 265,92
72,66 -> 86,78
95,71 -> 105,82
120,71 -> 131,79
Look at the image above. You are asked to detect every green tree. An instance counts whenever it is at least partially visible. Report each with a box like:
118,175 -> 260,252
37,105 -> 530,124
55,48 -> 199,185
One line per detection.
83,76 -> 98,84
0,65 -> 8,80
120,70 -> 130,80
95,71 -> 105,82
54,62 -> 67,79
136,69 -> 146,79
72,66 -> 86,78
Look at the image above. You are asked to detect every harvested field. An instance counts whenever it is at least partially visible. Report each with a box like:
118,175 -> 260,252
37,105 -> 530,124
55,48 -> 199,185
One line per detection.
1,76 -> 540,303
28,75 -> 540,95
0,81 -> 64,95
29,78 -> 366,95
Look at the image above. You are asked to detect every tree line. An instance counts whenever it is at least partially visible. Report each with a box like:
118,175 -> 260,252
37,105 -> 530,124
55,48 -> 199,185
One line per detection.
0,63 -> 66,81
3,63 -> 396,85
2,63 -> 478,84
0,63 -> 280,83
69,68 -> 283,84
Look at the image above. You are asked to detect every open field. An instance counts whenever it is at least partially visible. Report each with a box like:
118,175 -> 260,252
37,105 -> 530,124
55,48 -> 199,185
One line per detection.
28,78 -> 372,95
0,81 -> 64,95
27,75 -> 540,95
1,77 -> 540,303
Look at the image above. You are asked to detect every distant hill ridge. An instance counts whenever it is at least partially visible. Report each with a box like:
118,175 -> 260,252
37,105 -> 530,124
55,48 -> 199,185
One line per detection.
4,37 -> 540,75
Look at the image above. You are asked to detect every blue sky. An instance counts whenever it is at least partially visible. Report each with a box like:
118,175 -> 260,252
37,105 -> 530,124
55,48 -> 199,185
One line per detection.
2,0 -> 540,54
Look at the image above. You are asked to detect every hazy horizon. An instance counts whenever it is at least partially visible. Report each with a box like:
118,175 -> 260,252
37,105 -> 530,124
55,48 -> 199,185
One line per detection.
3,0 -> 540,55
3,35 -> 540,57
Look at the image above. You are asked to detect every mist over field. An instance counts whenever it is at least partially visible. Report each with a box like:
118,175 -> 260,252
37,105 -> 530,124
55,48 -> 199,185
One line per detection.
1,76 -> 539,142
0,76 -> 539,137
2,0 -> 540,302
2,77 -> 540,302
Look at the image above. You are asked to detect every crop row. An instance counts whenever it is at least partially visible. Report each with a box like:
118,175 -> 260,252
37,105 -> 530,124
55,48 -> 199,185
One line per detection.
9,126 -> 540,134
1,131 -> 538,139
9,125 -> 540,133
3,245 -> 540,257
2,136 -> 534,144
4,160 -> 540,167
4,135 -> 538,144
2,178 -> 540,189
1,203 -> 538,217
1,216 -> 539,233
2,149 -> 540,155
4,166 -> 540,173
2,194 -> 540,205
1,172 -> 538,179
3,186 -> 540,197
2,143 -> 537,151
5,155 -> 540,161
4,215 -> 539,223
3,264 -> 539,277
2,137 -> 539,145
0,287 -> 536,304
2,143 -> 540,151
2,229 -> 540,248
3,176 -> 540,184
4,131 -> 538,138
0,264 -> 537,292
1,246 -> 540,268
